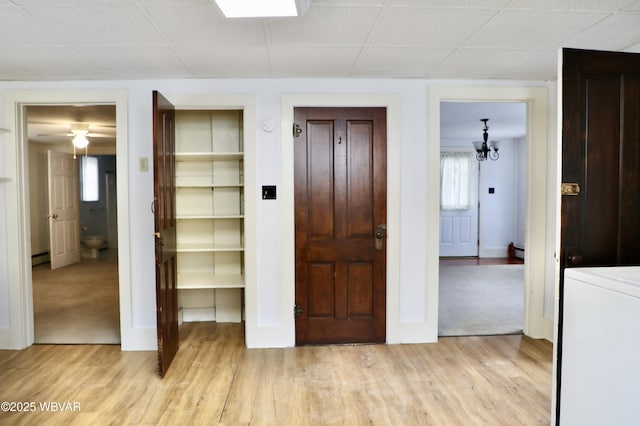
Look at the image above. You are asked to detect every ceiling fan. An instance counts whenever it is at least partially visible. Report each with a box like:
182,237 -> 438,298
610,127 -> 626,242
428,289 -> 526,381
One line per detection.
37,123 -> 115,158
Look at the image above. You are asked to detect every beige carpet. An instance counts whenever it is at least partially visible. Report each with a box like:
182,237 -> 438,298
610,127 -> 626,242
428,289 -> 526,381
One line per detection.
438,264 -> 524,336
32,250 -> 120,344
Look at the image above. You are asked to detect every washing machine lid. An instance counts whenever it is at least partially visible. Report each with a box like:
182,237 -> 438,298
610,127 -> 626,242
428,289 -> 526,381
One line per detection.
565,266 -> 640,298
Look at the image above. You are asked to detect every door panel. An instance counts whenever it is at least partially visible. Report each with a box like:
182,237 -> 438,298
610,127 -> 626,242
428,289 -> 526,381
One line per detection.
153,91 -> 178,377
439,152 -> 478,257
558,48 -> 640,421
294,107 -> 386,345
47,150 -> 81,270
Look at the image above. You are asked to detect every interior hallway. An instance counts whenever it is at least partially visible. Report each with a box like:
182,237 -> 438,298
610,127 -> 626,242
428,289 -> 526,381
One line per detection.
0,322 -> 552,425
32,249 -> 120,344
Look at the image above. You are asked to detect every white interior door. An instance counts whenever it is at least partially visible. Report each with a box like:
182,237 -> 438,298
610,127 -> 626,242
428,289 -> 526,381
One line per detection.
439,152 -> 479,257
48,150 -> 81,270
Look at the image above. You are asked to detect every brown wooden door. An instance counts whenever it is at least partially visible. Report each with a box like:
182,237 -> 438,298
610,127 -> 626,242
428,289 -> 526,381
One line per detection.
294,107 -> 387,345
558,48 -> 640,419
153,91 -> 179,377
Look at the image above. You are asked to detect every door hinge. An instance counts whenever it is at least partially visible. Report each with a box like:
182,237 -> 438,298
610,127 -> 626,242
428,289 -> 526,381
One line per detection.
293,123 -> 302,138
294,304 -> 303,319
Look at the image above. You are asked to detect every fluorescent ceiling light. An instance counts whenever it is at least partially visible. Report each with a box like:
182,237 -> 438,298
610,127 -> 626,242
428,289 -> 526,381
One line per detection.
214,0 -> 311,17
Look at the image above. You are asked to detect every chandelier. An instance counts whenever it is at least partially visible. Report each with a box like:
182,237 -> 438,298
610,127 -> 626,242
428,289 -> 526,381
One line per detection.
472,118 -> 500,161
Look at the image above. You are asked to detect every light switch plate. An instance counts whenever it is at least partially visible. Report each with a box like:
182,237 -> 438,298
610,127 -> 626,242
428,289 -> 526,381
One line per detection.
262,185 -> 276,200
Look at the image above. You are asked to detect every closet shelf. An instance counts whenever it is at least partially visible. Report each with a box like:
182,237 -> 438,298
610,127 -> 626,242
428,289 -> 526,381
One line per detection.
176,152 -> 243,161
177,214 -> 244,220
177,272 -> 245,289
177,243 -> 244,253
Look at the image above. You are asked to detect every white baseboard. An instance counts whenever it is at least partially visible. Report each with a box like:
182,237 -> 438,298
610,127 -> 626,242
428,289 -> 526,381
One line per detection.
479,247 -> 508,258
181,307 -> 216,323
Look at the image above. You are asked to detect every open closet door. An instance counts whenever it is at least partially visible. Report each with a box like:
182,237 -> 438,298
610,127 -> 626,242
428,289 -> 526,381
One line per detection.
558,48 -> 640,421
153,90 -> 178,377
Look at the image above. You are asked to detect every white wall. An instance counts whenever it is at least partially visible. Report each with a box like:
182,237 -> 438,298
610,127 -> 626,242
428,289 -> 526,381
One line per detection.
0,78 -> 556,348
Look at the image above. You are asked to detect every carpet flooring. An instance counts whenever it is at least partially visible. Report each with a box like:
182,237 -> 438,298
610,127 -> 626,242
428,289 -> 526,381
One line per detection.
32,249 -> 120,344
438,264 -> 524,336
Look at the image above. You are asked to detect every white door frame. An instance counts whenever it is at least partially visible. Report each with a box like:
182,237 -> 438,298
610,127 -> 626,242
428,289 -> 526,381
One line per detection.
1,89 -> 130,349
428,86 -> 552,339
280,94 -> 402,346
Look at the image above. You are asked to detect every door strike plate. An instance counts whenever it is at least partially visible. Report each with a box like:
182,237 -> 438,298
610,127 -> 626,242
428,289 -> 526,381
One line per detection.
561,182 -> 581,196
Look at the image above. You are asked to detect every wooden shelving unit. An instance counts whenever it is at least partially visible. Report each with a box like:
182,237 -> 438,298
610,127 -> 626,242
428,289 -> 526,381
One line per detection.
175,110 -> 244,323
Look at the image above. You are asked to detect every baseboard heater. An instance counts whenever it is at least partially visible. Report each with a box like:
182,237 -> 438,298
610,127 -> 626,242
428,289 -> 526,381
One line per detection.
514,245 -> 525,260
31,251 -> 50,266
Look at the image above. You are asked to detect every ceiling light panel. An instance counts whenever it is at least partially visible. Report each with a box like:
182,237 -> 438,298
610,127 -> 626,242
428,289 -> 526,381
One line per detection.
214,0 -> 311,17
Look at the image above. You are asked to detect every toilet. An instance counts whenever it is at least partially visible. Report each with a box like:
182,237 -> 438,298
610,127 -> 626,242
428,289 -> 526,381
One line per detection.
82,236 -> 104,258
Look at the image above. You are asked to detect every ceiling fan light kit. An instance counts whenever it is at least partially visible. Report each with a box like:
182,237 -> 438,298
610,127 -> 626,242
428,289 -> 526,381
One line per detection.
71,127 -> 90,158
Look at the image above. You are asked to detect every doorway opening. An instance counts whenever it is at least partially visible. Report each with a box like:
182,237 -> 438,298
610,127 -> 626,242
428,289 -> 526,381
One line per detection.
438,101 -> 527,337
26,104 -> 120,344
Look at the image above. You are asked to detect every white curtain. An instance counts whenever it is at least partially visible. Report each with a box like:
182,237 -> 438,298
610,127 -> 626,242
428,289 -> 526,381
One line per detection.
440,151 -> 473,210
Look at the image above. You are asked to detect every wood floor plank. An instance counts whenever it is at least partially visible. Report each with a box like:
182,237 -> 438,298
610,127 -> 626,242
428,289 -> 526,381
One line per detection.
0,322 -> 552,425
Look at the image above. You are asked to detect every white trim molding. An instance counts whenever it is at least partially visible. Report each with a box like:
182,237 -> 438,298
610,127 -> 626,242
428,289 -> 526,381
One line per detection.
1,89 -> 131,349
280,94 -> 402,347
428,85 -> 552,340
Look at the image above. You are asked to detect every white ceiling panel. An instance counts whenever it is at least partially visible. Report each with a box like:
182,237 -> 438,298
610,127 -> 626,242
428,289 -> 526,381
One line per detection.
354,46 -> 453,77
267,6 -> 380,45
145,3 -> 267,46
386,0 -> 509,8
562,13 -> 640,50
177,44 -> 271,77
77,46 -> 192,79
0,6 -> 66,45
625,0 -> 640,10
270,45 -> 362,76
0,46 -> 105,75
430,48 -> 543,79
506,0 -> 634,12
467,10 -> 608,49
369,8 -> 498,47
22,4 -> 166,45
0,0 -> 639,80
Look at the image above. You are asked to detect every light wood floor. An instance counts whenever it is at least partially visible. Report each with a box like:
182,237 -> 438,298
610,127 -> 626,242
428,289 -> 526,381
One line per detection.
0,322 -> 553,425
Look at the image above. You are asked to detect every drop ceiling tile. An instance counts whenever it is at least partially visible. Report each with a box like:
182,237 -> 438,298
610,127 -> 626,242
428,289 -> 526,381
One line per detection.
353,46 -> 453,77
269,45 -> 361,76
267,6 -> 380,45
626,1 -> 640,10
512,49 -> 558,80
22,4 -> 166,45
625,41 -> 640,52
386,0 -> 509,8
563,13 -> 640,51
176,44 -> 271,77
0,46 -> 105,74
314,0 -> 385,4
76,46 -> 192,78
145,3 -> 266,45
429,48 -> 549,79
0,6 -> 66,45
466,10 -> 608,49
369,8 -> 498,47
507,0 -> 633,12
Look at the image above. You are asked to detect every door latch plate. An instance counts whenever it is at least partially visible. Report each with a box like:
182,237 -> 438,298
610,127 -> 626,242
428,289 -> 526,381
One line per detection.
561,182 -> 581,195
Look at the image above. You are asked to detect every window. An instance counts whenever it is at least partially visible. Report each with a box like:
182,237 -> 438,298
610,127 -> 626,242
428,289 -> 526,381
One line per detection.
440,152 -> 472,210
81,156 -> 99,202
